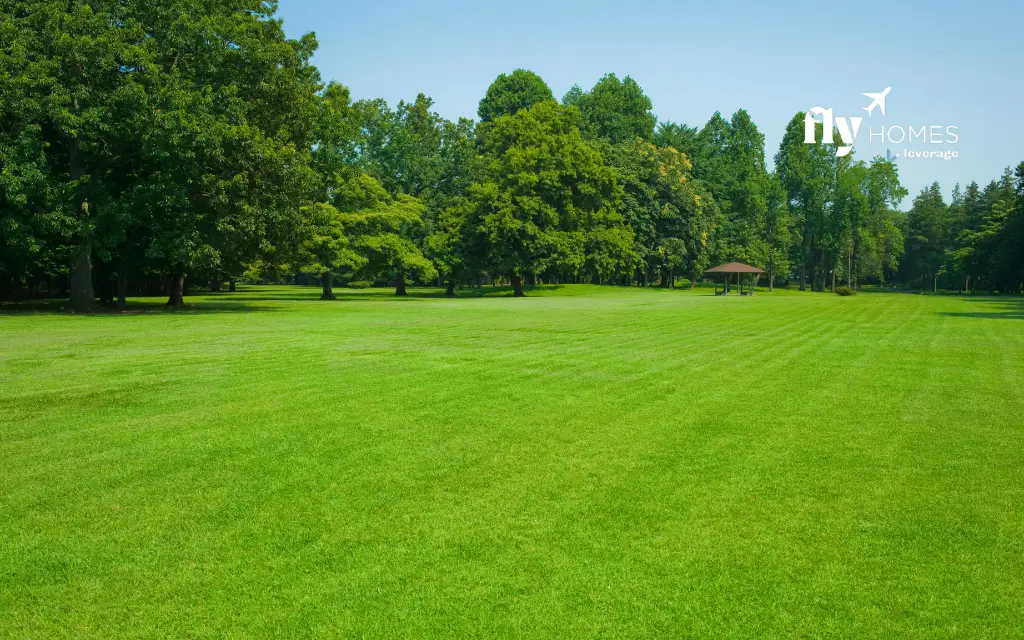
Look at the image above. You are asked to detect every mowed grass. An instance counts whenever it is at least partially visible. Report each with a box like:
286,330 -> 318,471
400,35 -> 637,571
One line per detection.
2,285 -> 1023,638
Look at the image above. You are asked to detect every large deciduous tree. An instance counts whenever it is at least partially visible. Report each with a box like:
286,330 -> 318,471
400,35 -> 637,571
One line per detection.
2,0 -> 154,309
335,173 -> 436,296
563,73 -> 656,144
137,1 -> 321,307
464,101 -> 629,296
1,0 -> 321,308
604,139 -> 716,286
477,69 -> 553,123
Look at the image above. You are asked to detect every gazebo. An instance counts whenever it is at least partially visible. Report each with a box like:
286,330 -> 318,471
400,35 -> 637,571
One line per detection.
705,262 -> 765,296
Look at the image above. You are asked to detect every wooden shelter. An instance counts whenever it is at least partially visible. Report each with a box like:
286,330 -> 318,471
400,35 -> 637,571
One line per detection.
705,262 -> 765,296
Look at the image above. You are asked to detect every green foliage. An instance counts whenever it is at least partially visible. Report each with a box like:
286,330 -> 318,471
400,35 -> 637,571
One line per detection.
834,286 -> 855,296
604,138 -> 717,285
3,21 -> 1016,304
903,183 -> 950,290
355,93 -> 445,197
774,112 -> 912,291
477,69 -> 553,123
463,100 -> 631,291
563,73 -> 656,144
296,203 -> 362,278
654,122 -> 700,158
346,280 -> 372,289
339,177 -> 437,289
0,0 -> 321,306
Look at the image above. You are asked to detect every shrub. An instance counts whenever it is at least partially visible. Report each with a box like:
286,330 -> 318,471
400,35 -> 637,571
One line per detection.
347,281 -> 372,289
835,286 -> 855,296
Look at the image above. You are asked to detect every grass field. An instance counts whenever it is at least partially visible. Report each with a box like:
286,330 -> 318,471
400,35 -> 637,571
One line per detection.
2,285 -> 1023,638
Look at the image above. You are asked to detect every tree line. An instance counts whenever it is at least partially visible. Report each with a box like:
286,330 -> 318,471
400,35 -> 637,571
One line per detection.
2,1 -> 1022,309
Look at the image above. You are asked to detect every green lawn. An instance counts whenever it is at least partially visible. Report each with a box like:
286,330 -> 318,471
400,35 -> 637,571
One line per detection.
2,285 -> 1023,638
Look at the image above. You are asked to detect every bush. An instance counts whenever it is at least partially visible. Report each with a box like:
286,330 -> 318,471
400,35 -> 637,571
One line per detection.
835,286 -> 855,296
347,281 -> 372,289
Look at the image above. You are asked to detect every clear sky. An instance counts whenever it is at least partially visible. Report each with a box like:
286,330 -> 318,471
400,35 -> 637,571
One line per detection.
277,0 -> 1023,207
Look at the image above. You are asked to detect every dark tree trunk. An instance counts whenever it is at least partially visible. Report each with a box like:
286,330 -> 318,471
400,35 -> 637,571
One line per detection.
848,246 -> 854,289
320,272 -> 336,300
166,271 -> 185,308
229,277 -> 237,292
68,241 -> 96,311
116,262 -> 127,308
210,275 -> 222,292
445,279 -> 455,297
67,123 -> 96,311
395,271 -> 407,296
511,273 -> 525,297
0,273 -> 12,301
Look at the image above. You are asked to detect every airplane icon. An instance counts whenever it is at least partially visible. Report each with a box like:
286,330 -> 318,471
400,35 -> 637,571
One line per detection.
862,87 -> 891,117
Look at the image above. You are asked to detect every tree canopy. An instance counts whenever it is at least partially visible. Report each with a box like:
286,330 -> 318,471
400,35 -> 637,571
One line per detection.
2,13 -> 1020,303
477,69 -> 553,123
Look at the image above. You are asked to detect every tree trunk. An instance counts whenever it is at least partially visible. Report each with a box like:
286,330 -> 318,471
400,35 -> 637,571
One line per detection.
511,273 -> 525,297
933,274 -> 937,293
229,277 -> 237,292
210,275 -> 222,292
320,272 -> 336,300
116,261 -> 127,308
395,271 -> 407,296
166,271 -> 185,308
0,273 -> 12,301
67,119 -> 96,311
68,241 -> 96,311
445,279 -> 455,297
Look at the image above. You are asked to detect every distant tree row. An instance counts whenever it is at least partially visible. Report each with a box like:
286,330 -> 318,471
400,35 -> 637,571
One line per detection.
901,169 -> 1024,293
3,2 -> 1022,307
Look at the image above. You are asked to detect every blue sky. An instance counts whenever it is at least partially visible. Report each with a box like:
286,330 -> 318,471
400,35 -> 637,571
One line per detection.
277,0 -> 1023,206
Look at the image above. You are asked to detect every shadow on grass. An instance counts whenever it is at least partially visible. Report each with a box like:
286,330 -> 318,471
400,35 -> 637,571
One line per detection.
937,299 -> 1024,320
0,298 -> 283,316
225,284 -> 571,302
0,284 -> 576,315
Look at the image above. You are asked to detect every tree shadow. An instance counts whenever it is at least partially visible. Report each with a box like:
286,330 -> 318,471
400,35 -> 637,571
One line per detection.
225,284 -> 569,302
0,284 -> 573,315
937,299 -> 1024,320
0,298 -> 283,316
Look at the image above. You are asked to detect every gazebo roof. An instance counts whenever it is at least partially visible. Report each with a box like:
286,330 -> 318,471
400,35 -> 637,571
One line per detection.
705,261 -> 765,274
